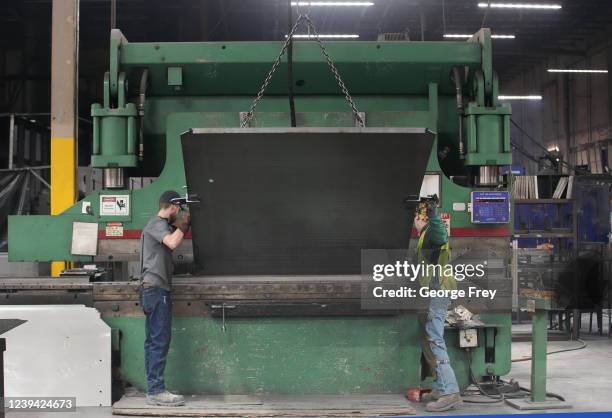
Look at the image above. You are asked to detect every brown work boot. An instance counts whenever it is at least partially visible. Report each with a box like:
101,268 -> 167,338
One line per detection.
421,390 -> 442,402
425,393 -> 462,412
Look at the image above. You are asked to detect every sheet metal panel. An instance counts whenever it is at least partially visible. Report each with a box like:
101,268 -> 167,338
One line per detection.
182,128 -> 434,276
0,305 -> 111,406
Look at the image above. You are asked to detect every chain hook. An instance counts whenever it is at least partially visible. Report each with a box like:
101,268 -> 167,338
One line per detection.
241,14 -> 364,128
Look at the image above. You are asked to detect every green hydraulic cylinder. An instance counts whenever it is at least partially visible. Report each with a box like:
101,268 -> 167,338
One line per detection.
463,102 -> 512,167
91,71 -> 138,170
91,103 -> 138,168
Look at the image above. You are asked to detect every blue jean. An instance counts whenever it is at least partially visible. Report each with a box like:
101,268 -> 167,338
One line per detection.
425,296 -> 460,395
141,286 -> 172,395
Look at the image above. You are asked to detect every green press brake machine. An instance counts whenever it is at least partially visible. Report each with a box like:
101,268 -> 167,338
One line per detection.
5,28 -> 514,395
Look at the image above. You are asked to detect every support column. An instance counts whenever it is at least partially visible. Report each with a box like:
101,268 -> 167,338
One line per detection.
50,0 -> 79,276
507,298 -> 571,410
530,306 -> 548,402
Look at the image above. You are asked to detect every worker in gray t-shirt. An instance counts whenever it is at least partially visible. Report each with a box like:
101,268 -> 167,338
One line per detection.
139,190 -> 190,407
141,214 -> 176,290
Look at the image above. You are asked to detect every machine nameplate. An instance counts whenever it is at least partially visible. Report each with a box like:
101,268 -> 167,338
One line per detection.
70,222 -> 98,256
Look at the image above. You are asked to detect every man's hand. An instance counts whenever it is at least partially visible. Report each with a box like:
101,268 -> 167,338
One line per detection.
172,211 -> 191,233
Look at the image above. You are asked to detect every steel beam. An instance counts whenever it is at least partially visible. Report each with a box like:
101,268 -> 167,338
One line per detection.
8,114 -> 15,170
50,0 -> 79,276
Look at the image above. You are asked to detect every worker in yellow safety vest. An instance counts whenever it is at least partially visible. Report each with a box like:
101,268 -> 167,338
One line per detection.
414,196 -> 462,413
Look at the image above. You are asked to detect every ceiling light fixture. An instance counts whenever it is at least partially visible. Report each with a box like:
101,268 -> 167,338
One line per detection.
498,95 -> 543,100
548,69 -> 608,74
444,34 -> 515,39
286,34 -> 360,38
478,3 -> 561,9
291,1 -> 374,6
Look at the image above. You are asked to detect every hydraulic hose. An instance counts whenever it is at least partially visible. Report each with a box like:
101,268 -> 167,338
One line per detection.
462,347 -> 567,404
512,339 -> 587,363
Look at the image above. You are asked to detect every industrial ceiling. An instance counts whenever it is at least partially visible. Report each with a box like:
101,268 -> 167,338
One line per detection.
2,0 -> 612,87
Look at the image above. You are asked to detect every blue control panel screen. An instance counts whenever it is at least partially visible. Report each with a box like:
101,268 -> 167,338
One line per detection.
471,191 -> 510,224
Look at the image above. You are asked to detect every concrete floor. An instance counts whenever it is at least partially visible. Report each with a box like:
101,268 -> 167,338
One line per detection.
7,322 -> 612,417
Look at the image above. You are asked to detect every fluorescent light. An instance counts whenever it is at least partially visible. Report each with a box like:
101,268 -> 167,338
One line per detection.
498,95 -> 543,100
478,3 -> 561,9
444,34 -> 515,39
286,34 -> 360,38
548,69 -> 608,74
547,145 -> 560,152
291,1 -> 374,6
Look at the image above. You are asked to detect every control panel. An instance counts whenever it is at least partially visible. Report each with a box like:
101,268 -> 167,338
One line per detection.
471,191 -> 510,224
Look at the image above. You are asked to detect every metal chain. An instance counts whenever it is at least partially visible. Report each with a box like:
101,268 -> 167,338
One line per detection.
241,16 -> 304,128
241,14 -> 364,128
303,15 -> 365,127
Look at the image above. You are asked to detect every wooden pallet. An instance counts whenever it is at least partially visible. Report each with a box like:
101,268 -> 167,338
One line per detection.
112,393 -> 417,417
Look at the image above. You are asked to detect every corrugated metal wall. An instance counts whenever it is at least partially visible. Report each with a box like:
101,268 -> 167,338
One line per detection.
503,39 -> 612,175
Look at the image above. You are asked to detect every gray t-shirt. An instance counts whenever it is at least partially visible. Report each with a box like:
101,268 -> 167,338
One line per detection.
140,216 -> 174,291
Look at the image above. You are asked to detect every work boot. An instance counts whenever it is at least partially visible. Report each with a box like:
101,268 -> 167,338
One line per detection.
421,390 -> 442,402
146,390 -> 185,406
425,393 -> 462,412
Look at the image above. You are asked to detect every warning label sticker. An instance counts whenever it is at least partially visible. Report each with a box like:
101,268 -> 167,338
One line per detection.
100,195 -> 129,216
105,221 -> 124,237
440,212 -> 451,236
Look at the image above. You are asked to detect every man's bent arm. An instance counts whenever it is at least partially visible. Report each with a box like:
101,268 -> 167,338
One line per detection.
162,228 -> 185,250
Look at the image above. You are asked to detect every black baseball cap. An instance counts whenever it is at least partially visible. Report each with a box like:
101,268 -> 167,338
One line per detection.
159,190 -> 186,206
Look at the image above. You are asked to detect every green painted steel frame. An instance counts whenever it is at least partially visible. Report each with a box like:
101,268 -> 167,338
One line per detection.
9,28 -> 511,262
8,29 -> 514,395
105,313 -> 511,394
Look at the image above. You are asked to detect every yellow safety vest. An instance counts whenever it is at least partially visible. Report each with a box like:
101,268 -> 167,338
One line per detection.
417,227 -> 457,291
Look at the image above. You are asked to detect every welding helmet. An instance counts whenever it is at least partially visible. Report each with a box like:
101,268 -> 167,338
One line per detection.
414,195 -> 439,222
